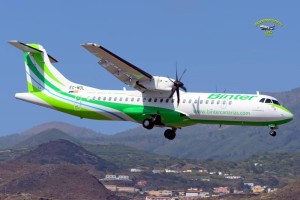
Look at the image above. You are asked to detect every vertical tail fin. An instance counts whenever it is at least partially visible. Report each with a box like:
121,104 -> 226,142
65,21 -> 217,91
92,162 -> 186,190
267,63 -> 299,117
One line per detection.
9,41 -> 71,93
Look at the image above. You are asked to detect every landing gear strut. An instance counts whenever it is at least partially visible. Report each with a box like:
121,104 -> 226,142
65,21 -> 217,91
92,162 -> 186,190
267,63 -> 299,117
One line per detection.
164,128 -> 177,140
268,125 -> 278,137
142,114 -> 163,130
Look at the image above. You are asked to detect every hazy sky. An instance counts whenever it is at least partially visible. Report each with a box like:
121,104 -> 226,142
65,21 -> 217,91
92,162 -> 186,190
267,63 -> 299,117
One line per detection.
1,1 -> 299,135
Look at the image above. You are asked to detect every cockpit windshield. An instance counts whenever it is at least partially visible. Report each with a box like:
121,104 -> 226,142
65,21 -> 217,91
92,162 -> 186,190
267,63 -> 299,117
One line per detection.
259,98 -> 281,105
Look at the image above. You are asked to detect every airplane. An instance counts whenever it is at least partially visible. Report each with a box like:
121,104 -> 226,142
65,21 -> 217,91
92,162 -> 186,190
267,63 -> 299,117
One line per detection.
260,24 -> 275,31
9,41 -> 293,140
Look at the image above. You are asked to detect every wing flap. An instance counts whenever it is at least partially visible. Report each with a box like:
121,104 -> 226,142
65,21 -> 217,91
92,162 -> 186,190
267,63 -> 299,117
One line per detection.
82,43 -> 153,91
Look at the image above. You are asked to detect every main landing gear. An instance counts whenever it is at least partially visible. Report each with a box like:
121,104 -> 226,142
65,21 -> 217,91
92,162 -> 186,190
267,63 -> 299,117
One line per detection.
142,115 -> 177,140
268,125 -> 278,137
164,128 -> 177,140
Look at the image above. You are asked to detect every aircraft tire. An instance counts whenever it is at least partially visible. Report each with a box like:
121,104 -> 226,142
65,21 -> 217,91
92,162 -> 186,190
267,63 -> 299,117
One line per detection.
269,130 -> 277,137
164,129 -> 176,140
142,119 -> 154,129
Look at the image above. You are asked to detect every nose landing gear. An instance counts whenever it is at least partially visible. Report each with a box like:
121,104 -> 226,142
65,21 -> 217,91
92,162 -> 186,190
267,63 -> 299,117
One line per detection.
269,129 -> 277,137
268,125 -> 278,137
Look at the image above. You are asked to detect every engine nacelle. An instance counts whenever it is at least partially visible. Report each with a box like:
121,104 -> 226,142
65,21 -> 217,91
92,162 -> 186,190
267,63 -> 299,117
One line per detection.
138,76 -> 174,91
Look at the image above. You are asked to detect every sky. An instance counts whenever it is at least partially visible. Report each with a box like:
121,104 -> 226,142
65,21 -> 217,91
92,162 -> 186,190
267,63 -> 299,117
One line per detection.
1,1 -> 299,135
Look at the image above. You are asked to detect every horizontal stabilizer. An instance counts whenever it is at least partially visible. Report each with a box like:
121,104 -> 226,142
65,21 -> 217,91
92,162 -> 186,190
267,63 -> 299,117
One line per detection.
8,40 -> 58,63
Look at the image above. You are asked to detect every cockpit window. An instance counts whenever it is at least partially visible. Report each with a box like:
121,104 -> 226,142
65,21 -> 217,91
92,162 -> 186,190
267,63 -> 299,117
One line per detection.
272,100 -> 280,105
265,99 -> 272,103
259,98 -> 265,103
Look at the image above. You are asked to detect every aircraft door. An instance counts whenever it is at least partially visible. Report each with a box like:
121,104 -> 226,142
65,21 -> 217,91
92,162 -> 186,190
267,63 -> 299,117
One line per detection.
74,96 -> 82,111
220,100 -> 227,109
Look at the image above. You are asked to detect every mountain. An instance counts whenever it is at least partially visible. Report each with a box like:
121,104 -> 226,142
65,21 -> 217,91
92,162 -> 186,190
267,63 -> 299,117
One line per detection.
13,139 -> 118,171
0,164 -> 120,200
0,121 -> 108,149
14,128 -> 80,148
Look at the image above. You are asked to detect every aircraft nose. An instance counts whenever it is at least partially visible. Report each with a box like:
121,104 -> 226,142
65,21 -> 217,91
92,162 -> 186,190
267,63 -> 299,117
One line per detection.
287,112 -> 294,120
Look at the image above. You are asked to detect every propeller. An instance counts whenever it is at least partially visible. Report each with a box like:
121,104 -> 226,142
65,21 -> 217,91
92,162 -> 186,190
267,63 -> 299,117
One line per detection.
168,66 -> 187,105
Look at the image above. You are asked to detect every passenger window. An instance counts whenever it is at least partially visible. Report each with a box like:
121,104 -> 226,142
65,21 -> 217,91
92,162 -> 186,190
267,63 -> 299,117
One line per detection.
98,97 -> 101,101
229,101 -> 232,105
166,99 -> 169,103
188,99 -> 192,103
194,99 -> 198,104
119,97 -> 123,101
183,99 -> 186,103
108,97 -> 112,101
131,97 -> 134,102
125,97 -> 128,102
211,100 -> 214,104
93,96 -> 96,100
154,98 -> 157,102
148,98 -> 152,102
205,100 -> 209,104
114,97 -> 117,101
171,99 -> 174,103
160,99 -> 163,103
265,99 -> 272,103
200,100 -> 203,104
217,100 -> 220,105
137,98 -> 140,102
143,98 -> 146,102
103,97 -> 106,101
259,98 -> 265,103
223,100 -> 226,105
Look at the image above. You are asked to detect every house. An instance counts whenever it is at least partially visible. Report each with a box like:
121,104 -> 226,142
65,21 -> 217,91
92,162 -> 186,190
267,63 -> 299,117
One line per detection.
244,182 -> 254,189
104,184 -> 117,191
213,187 -> 230,195
117,186 -> 140,193
185,189 -> 203,197
152,169 -> 161,174
165,169 -> 181,173
137,180 -> 147,186
105,174 -> 117,180
118,175 -> 130,180
225,175 -> 241,179
130,168 -> 143,172
102,174 -> 130,181
146,196 -> 172,200
147,190 -> 172,197
252,185 -> 265,193
198,169 -> 208,173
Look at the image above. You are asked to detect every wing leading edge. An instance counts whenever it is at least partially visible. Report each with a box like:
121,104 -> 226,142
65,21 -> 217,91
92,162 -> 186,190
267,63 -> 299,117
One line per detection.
81,43 -> 153,92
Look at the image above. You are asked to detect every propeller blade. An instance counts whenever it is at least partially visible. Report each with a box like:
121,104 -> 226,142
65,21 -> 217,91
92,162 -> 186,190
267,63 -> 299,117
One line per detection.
169,87 -> 176,98
176,87 -> 180,104
181,85 -> 187,92
179,69 -> 187,81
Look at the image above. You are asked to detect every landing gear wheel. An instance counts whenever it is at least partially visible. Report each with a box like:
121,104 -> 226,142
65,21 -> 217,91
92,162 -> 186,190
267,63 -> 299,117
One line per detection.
142,119 -> 154,130
164,129 -> 176,140
269,130 -> 277,137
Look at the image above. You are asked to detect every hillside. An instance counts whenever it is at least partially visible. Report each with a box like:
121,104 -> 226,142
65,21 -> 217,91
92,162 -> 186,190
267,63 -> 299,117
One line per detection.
13,139 -> 118,171
0,164 -> 120,200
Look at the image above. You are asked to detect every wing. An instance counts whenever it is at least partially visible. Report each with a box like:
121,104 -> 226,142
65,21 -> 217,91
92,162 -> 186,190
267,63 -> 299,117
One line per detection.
81,43 -> 153,92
